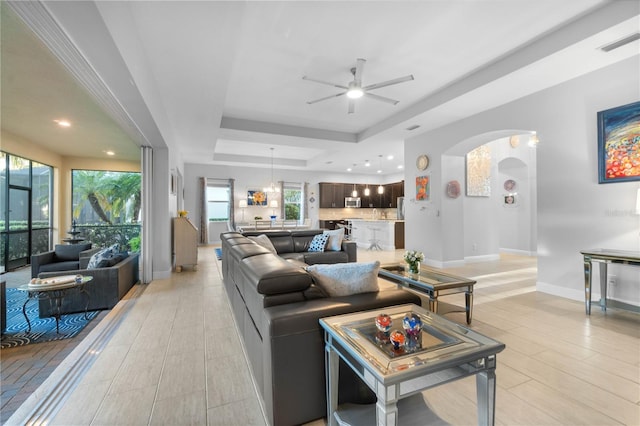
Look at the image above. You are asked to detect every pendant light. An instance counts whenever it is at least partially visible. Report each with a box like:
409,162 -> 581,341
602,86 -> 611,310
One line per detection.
364,184 -> 370,196
351,183 -> 358,198
263,147 -> 280,193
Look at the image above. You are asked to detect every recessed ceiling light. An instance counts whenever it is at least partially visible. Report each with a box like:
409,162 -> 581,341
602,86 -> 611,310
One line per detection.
347,167 -> 352,172
387,155 -> 394,160
105,150 -> 115,156
377,169 -> 382,174
397,165 -> 403,169
364,160 -> 370,167
54,119 -> 71,127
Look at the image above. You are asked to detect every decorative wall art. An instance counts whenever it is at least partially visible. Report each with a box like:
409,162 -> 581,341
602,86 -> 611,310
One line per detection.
416,175 -> 430,201
247,190 -> 267,206
446,180 -> 461,199
504,194 -> 517,207
503,179 -> 516,191
597,101 -> 640,183
466,145 -> 492,196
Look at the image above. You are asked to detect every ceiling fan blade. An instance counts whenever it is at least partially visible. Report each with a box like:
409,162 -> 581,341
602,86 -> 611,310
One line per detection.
302,76 -> 349,90
354,58 -> 365,83
363,75 -> 414,91
307,92 -> 347,105
348,99 -> 355,114
364,92 -> 399,105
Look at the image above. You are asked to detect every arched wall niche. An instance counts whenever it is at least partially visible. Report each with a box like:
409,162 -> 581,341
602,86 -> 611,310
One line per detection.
437,130 -> 537,266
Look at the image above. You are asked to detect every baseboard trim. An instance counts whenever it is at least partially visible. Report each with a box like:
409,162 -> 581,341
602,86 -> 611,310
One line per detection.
500,248 -> 536,256
464,254 -> 500,263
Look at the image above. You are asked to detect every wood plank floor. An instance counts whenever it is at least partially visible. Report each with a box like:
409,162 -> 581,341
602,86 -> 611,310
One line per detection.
4,247 -> 639,425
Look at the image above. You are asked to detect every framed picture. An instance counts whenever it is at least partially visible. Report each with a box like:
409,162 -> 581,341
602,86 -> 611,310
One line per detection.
247,190 -> 267,206
504,194 -> 517,207
597,101 -> 640,184
416,175 -> 430,201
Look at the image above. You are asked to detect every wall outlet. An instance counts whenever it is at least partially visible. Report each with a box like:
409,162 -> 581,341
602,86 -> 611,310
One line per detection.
472,243 -> 477,252
608,275 -> 617,286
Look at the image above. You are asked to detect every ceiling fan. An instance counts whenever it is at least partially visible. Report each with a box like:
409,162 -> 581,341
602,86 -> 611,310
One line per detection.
303,58 -> 414,114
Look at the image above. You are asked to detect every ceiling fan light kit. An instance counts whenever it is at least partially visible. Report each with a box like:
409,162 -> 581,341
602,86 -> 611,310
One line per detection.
303,58 -> 413,113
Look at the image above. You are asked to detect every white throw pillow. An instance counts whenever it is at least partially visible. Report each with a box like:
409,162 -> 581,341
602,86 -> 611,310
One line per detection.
323,228 -> 345,251
306,261 -> 380,297
248,234 -> 277,254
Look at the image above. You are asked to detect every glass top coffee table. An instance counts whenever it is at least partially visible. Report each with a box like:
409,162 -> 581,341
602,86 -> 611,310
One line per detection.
18,275 -> 93,334
379,263 -> 476,324
320,304 -> 505,426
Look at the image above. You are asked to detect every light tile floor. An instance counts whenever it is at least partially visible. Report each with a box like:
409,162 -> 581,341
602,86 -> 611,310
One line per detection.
3,247 -> 640,425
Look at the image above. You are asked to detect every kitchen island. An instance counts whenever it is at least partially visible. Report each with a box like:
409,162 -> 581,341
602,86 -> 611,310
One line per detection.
348,219 -> 404,250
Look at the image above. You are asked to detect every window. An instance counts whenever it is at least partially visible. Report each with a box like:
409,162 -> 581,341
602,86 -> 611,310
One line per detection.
71,169 -> 141,251
284,183 -> 302,221
207,185 -> 230,221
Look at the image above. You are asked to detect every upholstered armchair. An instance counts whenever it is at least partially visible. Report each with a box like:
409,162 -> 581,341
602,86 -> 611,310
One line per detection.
30,243 -> 97,278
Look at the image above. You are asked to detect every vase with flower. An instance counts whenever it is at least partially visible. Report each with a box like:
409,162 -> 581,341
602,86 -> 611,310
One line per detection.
403,250 -> 424,274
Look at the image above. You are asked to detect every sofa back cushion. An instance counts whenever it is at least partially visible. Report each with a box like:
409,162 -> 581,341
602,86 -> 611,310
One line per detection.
242,254 -> 312,295
54,243 -> 92,261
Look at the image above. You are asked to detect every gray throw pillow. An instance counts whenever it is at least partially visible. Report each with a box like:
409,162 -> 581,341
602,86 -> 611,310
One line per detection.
248,234 -> 277,254
306,261 -> 380,297
323,228 -> 345,251
87,246 -> 115,269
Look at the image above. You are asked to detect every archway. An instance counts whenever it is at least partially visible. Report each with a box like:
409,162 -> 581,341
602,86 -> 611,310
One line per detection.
440,130 -> 537,264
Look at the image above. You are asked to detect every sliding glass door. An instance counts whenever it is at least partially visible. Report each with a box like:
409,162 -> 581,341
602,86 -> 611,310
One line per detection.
0,152 -> 52,272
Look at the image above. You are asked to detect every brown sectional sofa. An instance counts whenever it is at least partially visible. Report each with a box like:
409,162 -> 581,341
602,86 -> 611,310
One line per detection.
220,230 -> 420,425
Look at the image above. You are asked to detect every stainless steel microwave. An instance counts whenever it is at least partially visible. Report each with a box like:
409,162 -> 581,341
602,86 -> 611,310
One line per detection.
345,197 -> 361,208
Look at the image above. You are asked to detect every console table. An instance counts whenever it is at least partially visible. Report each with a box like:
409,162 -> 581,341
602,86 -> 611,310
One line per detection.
581,249 -> 640,315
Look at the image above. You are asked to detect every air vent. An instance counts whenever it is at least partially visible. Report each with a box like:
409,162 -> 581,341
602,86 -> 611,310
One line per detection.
406,124 -> 421,131
600,33 -> 640,52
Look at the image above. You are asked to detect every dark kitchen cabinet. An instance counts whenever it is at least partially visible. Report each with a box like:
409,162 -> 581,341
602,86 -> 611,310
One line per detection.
319,183 -> 345,208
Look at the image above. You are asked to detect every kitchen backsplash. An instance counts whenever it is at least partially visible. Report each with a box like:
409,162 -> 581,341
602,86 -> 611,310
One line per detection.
319,208 -> 398,220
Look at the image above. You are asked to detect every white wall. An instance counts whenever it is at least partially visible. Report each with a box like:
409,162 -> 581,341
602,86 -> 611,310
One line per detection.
405,56 -> 640,305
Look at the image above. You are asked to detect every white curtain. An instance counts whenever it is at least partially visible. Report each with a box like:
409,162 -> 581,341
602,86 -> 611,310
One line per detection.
303,182 -> 309,221
278,181 -> 285,218
228,178 -> 235,230
199,177 -> 207,244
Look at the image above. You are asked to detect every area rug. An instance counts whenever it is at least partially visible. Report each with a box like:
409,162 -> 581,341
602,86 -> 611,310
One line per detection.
1,288 -> 99,349
215,248 -> 223,260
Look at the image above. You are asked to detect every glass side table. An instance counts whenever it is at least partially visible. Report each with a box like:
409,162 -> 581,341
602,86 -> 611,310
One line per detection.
320,304 -> 505,426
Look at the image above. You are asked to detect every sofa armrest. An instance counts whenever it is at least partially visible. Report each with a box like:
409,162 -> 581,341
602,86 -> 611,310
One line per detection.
341,240 -> 357,262
31,250 -> 55,278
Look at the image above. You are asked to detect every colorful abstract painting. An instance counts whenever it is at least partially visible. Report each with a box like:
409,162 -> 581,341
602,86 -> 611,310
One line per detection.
416,175 -> 429,201
466,144 -> 491,196
598,101 -> 640,183
247,190 -> 267,206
